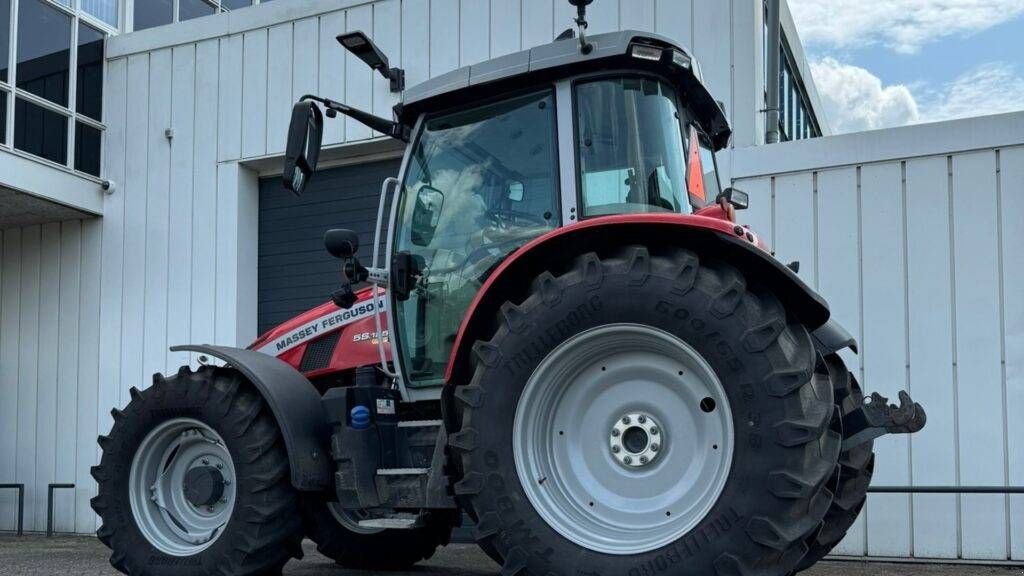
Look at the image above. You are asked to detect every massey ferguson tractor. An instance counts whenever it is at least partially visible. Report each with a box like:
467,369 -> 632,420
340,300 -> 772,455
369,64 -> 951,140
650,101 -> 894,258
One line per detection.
91,2 -> 926,574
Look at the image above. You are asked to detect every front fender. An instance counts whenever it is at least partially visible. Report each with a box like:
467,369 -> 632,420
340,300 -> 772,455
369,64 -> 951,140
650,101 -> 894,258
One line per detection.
171,344 -> 331,491
444,214 -> 831,384
811,318 -> 859,356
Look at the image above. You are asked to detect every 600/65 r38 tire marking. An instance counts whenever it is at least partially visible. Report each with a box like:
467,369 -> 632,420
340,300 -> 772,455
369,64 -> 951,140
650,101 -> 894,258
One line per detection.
453,246 -> 841,576
90,366 -> 304,576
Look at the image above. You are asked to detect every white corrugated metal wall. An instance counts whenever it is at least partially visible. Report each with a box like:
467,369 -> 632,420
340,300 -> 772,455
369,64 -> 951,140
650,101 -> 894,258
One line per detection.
732,111 -> 1024,562
0,0 -> 765,535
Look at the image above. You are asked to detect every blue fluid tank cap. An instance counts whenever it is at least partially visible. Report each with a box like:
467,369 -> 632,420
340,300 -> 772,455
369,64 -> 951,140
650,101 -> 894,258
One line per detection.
350,406 -> 371,430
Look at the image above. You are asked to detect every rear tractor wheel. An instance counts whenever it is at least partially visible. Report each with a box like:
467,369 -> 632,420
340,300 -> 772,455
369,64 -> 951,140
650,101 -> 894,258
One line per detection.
90,366 -> 304,576
453,246 -> 842,576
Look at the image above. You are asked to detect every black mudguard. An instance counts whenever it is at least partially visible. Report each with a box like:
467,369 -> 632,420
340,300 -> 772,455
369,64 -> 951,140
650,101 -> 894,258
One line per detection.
170,344 -> 332,491
811,318 -> 859,356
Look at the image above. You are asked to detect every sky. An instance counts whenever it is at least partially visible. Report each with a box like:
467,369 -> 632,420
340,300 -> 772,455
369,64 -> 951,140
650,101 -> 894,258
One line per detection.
788,0 -> 1024,133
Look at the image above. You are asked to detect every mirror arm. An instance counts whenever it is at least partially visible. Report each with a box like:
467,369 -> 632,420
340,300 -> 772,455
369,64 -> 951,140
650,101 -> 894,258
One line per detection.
299,95 -> 409,142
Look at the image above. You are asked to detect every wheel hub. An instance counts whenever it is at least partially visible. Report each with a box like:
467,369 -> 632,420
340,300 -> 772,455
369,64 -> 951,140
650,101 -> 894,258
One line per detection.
610,412 -> 662,468
184,465 -> 227,508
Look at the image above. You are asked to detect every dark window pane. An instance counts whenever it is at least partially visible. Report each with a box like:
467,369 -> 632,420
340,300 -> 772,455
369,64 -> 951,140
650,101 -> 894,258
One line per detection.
16,0 -> 71,107
0,0 -> 10,82
180,0 -> 216,21
0,91 -> 7,145
75,121 -> 101,176
221,0 -> 251,9
77,23 -> 104,121
134,0 -> 172,31
15,97 -> 68,164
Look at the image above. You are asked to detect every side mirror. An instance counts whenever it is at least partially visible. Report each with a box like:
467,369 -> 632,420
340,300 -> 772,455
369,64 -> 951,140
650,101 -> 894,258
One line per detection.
717,187 -> 749,210
283,101 -> 324,195
324,229 -> 360,259
411,185 -> 444,246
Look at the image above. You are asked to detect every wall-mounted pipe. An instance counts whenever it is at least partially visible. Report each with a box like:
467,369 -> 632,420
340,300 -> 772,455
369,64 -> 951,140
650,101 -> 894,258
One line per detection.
765,0 -> 782,144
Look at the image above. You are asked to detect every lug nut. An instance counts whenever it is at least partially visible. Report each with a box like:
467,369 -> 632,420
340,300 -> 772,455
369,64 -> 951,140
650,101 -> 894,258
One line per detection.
624,456 -> 633,465
638,415 -> 647,424
651,444 -> 660,452
650,427 -> 659,436
640,456 -> 649,464
622,417 -> 631,425
612,445 -> 621,454
612,429 -> 621,437
202,458 -> 210,466
216,463 -> 223,470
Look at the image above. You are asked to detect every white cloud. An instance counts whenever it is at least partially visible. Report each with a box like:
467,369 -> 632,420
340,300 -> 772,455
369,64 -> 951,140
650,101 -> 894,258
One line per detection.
810,58 -> 1024,133
919,62 -> 1024,121
789,0 -> 1024,54
809,57 -> 920,132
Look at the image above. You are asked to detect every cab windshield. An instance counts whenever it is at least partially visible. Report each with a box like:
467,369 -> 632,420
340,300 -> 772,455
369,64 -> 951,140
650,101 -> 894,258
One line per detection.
393,90 -> 560,387
575,77 -> 718,216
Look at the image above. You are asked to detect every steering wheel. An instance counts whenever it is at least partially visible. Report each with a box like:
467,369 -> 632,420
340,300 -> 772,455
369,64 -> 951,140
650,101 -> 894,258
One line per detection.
487,209 -> 550,229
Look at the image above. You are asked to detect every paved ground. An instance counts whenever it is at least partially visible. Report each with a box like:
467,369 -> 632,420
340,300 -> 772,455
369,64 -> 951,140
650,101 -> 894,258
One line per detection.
0,535 -> 1021,576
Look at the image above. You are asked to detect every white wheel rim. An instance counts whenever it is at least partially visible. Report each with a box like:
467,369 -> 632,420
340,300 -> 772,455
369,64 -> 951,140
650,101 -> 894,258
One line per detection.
128,418 -> 237,556
513,323 -> 734,555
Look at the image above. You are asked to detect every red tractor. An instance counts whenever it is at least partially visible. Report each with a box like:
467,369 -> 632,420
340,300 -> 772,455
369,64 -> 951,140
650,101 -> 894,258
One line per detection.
91,2 -> 925,575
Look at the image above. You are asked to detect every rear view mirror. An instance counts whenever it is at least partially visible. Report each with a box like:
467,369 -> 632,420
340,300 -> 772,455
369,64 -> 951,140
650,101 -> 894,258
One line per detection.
283,101 -> 324,195
411,185 -> 445,246
324,228 -> 360,259
717,187 -> 749,210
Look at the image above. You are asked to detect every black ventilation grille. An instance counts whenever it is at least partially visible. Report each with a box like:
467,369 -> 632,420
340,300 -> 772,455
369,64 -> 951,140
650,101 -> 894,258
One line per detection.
300,331 -> 342,372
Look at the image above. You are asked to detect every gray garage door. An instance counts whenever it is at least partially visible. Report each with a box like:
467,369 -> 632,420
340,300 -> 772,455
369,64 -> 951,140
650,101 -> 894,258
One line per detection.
258,158 -> 402,335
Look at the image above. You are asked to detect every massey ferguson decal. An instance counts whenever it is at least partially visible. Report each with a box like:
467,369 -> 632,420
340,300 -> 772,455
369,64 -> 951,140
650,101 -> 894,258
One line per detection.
255,298 -> 388,356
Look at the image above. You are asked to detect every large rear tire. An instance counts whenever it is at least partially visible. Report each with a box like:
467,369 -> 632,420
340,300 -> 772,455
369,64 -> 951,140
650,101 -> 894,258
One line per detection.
90,366 -> 304,576
452,246 -> 841,576
793,355 -> 876,572
299,496 -> 455,570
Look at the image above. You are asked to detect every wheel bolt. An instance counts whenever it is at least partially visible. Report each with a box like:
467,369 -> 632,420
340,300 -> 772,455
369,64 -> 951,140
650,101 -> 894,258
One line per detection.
638,415 -> 647,424
216,463 -> 223,470
640,456 -> 649,464
650,427 -> 659,436
612,445 -> 621,454
612,429 -> 621,437
652,444 -> 660,452
622,417 -> 631,425
624,456 -> 633,465
202,458 -> 210,466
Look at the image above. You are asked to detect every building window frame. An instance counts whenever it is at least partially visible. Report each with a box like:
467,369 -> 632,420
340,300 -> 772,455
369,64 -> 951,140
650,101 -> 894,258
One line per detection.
1,0 -> 108,178
126,0 -> 269,32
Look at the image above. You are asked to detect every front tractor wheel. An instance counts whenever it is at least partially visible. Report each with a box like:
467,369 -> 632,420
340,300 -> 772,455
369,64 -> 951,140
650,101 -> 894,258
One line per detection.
453,247 -> 841,576
90,367 -> 304,576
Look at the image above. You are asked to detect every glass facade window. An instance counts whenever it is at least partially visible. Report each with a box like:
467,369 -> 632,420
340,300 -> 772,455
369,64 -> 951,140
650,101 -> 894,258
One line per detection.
17,0 -> 72,107
74,120 -> 100,175
1,0 -> 107,176
15,96 -> 68,163
221,0 -> 251,8
77,22 -> 103,120
0,0 -> 9,82
134,0 -> 172,31
81,0 -> 117,27
180,0 -> 215,21
0,90 -> 7,144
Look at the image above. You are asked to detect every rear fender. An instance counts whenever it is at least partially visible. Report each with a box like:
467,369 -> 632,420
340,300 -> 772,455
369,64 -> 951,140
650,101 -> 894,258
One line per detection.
444,214 -> 831,385
811,318 -> 859,356
170,344 -> 332,491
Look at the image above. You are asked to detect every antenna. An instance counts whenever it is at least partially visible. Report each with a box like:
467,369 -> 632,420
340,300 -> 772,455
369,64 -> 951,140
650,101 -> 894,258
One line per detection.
568,0 -> 594,54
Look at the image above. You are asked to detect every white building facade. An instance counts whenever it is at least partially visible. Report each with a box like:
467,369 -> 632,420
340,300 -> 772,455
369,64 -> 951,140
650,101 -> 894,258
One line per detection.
0,0 -> 1020,566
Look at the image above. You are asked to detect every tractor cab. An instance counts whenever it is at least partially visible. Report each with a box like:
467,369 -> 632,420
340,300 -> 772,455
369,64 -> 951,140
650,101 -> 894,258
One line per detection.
283,24 -> 746,395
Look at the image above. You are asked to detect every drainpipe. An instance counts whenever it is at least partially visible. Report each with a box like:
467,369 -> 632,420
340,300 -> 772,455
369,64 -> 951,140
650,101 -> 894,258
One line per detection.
765,0 -> 782,144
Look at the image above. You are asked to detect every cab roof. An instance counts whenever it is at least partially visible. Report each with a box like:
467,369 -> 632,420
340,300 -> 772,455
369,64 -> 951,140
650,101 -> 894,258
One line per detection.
394,30 -> 733,151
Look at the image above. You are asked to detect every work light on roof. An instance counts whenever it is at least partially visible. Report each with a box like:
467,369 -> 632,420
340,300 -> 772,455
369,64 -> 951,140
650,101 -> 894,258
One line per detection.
630,44 -> 665,62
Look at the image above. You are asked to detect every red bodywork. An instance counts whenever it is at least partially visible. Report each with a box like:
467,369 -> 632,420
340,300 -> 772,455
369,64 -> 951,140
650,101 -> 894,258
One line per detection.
248,288 -> 391,379
249,211 -> 760,383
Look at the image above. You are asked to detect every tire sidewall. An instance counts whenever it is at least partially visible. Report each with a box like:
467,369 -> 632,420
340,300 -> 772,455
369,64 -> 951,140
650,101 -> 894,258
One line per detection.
463,260 -> 814,575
